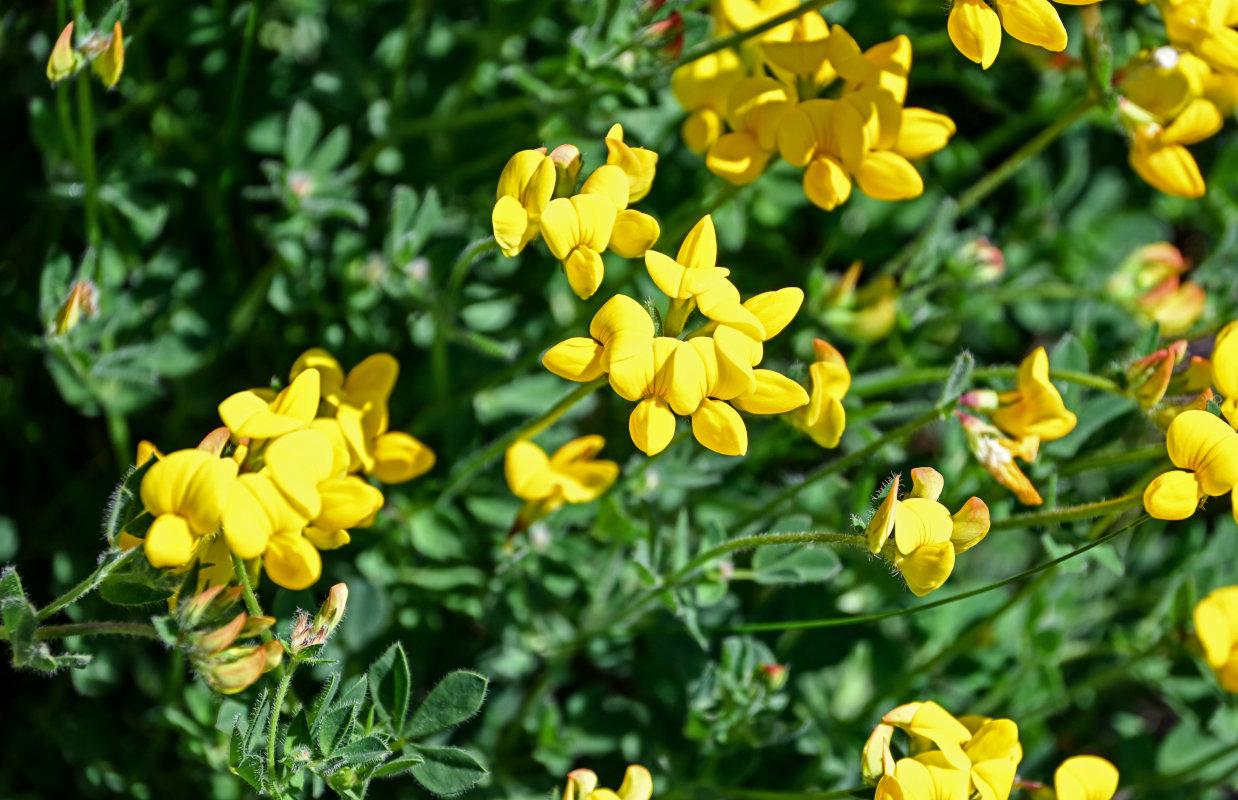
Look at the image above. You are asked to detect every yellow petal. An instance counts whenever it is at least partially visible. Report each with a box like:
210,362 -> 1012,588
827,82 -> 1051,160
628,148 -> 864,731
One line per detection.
865,475 -> 900,554
617,765 -> 653,800
540,198 -> 582,261
678,215 -> 718,273
370,431 -> 436,483
630,397 -> 676,455
730,369 -> 810,415
1165,409 -> 1238,494
706,131 -> 774,185
950,496 -> 991,553
742,288 -> 803,341
994,0 -> 1067,51
1130,139 -> 1206,199
291,348 -> 345,402
605,126 -> 658,203
492,196 -> 532,256
949,0 -> 1003,68
682,108 -> 725,154
1194,586 -> 1238,669
344,353 -> 398,404
543,337 -> 607,382
691,398 -> 749,456
304,527 -> 351,551
609,209 -> 660,259
895,108 -> 957,159
140,449 -> 234,536
263,532 -> 323,591
316,476 -> 384,531
145,514 -> 194,568
1163,99 -> 1224,146
804,155 -> 853,210
221,477 -> 274,560
855,151 -> 924,201
1143,469 -> 1203,519
506,440 -> 555,501
564,247 -> 607,300
892,756 -> 969,800
264,429 -> 335,519
894,497 -> 954,556
497,149 -> 549,200
1054,756 -> 1119,800
92,21 -> 124,88
581,164 -> 631,210
1213,320 -> 1238,404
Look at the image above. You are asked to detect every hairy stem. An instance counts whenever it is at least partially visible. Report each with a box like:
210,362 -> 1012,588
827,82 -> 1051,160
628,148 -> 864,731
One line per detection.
988,493 -> 1143,531
36,547 -> 139,622
849,364 -> 1123,399
0,621 -> 161,641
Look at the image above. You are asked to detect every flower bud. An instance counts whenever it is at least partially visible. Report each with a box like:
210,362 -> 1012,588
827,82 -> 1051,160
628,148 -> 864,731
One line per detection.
205,646 -> 269,694
954,237 -> 1005,283
548,144 -> 582,198
194,612 -> 247,655
759,663 -> 788,690
91,21 -> 124,88
178,584 -> 228,629
46,22 -> 81,83
639,12 -> 684,60
291,582 -> 348,653
957,412 -> 1043,505
1128,340 -> 1188,408
54,279 -> 99,335
861,722 -> 896,784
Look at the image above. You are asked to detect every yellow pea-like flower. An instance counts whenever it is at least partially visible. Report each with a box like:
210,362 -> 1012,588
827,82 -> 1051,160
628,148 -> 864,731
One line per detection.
580,164 -> 660,259
760,13 -> 835,88
778,99 -> 855,211
46,21 -> 80,82
540,193 -> 619,300
492,149 -> 556,257
1194,585 -> 1238,691
960,718 -> 1021,800
219,368 -> 321,441
985,346 -> 1078,446
1213,319 -> 1238,425
948,0 -> 1102,69
827,25 -> 912,102
505,435 -> 620,514
1143,409 -> 1238,519
562,764 -> 653,800
706,77 -> 794,186
792,338 -> 850,448
1126,97 -> 1223,198
543,294 -> 655,383
672,50 -> 746,154
1054,755 -> 1119,800
881,701 -> 974,771
604,124 -> 659,203
92,21 -> 124,88
140,449 -> 238,568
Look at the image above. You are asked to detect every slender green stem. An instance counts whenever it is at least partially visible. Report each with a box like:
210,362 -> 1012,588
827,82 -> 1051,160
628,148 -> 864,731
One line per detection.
437,377 -> 607,507
734,406 -> 947,529
849,365 -> 1123,399
232,555 -> 265,618
445,238 -> 500,304
955,98 -> 1098,216
8,621 -> 161,641
988,493 -> 1143,531
706,787 -> 868,800
1059,446 -> 1166,477
72,0 -> 101,268
268,663 -> 296,773
36,547 -> 138,622
728,517 -> 1147,632
671,0 -> 844,69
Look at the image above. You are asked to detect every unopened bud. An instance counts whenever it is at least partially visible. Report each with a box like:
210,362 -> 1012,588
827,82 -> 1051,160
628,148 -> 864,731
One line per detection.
957,412 -> 1043,505
206,646 -> 269,694
548,144 -> 582,198
46,22 -> 81,83
638,11 -> 684,60
91,22 -> 124,88
958,389 -> 999,410
862,722 -> 896,784
195,612 -> 247,655
261,640 -> 284,673
291,582 -> 348,653
759,663 -> 788,690
955,237 -> 1005,283
178,585 -> 228,628
54,279 -> 99,335
196,427 -> 232,457
1128,340 -> 1187,408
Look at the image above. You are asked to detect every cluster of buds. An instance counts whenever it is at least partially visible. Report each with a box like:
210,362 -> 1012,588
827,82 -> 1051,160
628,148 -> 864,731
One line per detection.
177,585 -> 283,694
818,261 -> 898,343
636,0 -> 683,60
1126,339 -> 1211,412
46,20 -> 125,88
1107,242 -> 1205,337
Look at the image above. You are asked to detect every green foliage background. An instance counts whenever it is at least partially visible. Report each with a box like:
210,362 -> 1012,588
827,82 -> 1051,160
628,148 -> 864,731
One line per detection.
4,0 -> 1238,797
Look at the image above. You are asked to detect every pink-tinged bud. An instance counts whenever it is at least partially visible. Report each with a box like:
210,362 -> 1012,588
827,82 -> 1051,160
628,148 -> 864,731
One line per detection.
759,663 -> 788,690
950,496 -> 991,553
959,389 -> 999,410
908,467 -> 944,501
47,22 -> 81,83
812,337 -> 845,366
206,646 -> 269,694
956,237 -> 1005,283
178,584 -> 228,629
563,769 -> 599,800
196,427 -> 232,456
195,612 -> 247,655
639,11 -> 684,59
240,615 -> 277,637
548,144 -> 583,198
291,582 -> 348,653
1138,279 -> 1205,338
1128,341 -> 1187,408
54,279 -> 99,335
862,722 -> 896,784
91,21 -> 124,88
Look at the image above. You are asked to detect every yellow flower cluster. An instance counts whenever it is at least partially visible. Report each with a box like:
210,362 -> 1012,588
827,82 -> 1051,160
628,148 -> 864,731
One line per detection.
671,14 -> 955,211
46,20 -> 125,87
1117,3 -> 1238,197
1107,242 -> 1206,337
492,125 -> 661,298
125,350 -> 434,591
959,347 -> 1078,505
1144,320 -> 1238,520
864,701 -> 1119,800
543,215 -> 809,456
561,765 -> 652,800
865,468 -> 991,596
946,0 -> 1102,69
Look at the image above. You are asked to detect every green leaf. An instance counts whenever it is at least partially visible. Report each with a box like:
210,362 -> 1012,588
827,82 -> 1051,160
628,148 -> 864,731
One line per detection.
370,753 -> 426,779
369,642 -> 412,731
338,674 -> 369,707
938,350 -> 975,406
751,544 -> 843,585
0,566 -> 25,611
338,735 -> 390,767
317,703 -> 358,757
308,673 -> 340,730
244,690 -> 271,755
285,101 -> 323,169
409,746 -> 488,796
405,670 -> 489,739
231,754 -> 264,792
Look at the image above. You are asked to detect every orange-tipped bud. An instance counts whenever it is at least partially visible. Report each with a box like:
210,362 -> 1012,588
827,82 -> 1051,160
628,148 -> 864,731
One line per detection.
47,22 -> 81,82
54,279 -> 99,335
549,144 -> 583,198
92,21 -> 124,88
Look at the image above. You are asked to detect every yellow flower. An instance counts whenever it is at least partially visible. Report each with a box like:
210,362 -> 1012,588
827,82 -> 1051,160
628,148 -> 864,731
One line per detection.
946,0 -> 1102,69
616,337 -> 710,456
46,21 -> 80,82
1194,585 -> 1238,691
219,368 -> 321,440
777,99 -> 855,210
957,412 -> 1045,505
140,449 -> 238,568
580,164 -> 661,259
671,50 -> 746,153
290,349 -> 435,483
562,765 -> 653,800
1143,409 -> 1238,519
1054,755 -> 1119,800
959,717 -> 1021,800
540,193 -> 619,299
760,13 -> 836,88
542,294 -> 656,383
882,757 -> 970,800
706,77 -> 795,185
92,21 -> 124,88
865,468 -> 991,596
791,338 -> 850,448
1160,0 -> 1238,74
980,346 -> 1078,450
223,472 -> 315,586
1212,319 -> 1238,425
505,435 -> 620,514
492,149 -> 556,256
880,701 -> 974,771
1125,97 -> 1223,198
604,124 -> 658,203
827,26 -> 912,102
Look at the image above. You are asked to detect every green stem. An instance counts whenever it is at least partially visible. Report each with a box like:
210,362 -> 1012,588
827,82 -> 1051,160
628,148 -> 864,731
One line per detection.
1059,446 -> 1166,477
72,2 -> 101,268
36,547 -> 138,622
232,555 -> 265,618
734,405 -> 947,529
445,238 -> 500,304
988,493 -> 1143,531
0,621 -> 161,641
728,517 -> 1147,633
710,787 -> 868,800
436,377 -> 607,507
267,663 -> 296,773
671,0 -> 844,68
849,365 -> 1123,399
